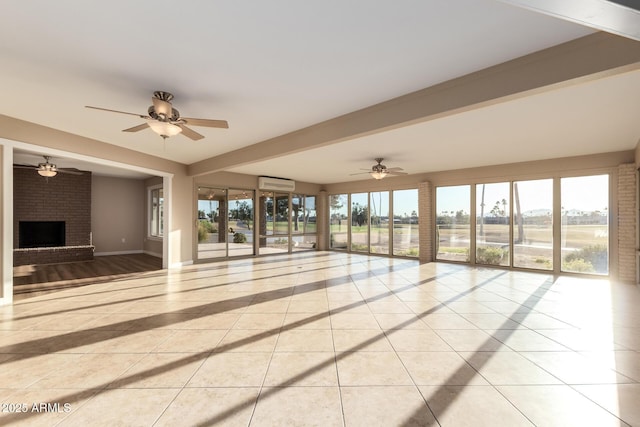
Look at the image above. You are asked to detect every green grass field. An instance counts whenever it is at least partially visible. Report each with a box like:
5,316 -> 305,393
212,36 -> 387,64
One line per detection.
437,224 -> 608,271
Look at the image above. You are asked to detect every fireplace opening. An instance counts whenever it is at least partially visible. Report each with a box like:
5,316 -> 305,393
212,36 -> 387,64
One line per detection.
19,221 -> 66,248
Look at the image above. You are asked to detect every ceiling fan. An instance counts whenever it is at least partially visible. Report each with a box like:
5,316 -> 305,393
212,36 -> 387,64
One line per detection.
86,91 -> 229,140
350,158 -> 408,180
13,156 -> 83,178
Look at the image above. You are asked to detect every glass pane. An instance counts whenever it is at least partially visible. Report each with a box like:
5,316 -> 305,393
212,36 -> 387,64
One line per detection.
261,192 -> 275,236
197,187 -> 226,259
476,183 -> 510,266
275,193 -> 289,235
436,185 -> 470,262
561,175 -> 609,274
393,189 -> 419,257
370,191 -> 389,255
150,189 -> 159,236
329,194 -> 348,250
259,192 -> 288,254
513,179 -> 553,270
158,189 -> 164,236
351,193 -> 369,252
228,189 -> 254,257
304,196 -> 317,234
292,194 -> 304,234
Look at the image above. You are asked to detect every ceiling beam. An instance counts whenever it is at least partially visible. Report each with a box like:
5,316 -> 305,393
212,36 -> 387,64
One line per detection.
0,114 -> 187,176
188,32 -> 640,177
500,0 -> 640,41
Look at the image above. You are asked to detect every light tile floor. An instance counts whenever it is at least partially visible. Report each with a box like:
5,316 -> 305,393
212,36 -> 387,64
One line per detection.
1,251 -> 639,426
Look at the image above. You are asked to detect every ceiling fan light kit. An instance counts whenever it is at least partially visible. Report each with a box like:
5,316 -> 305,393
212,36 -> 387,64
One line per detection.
147,120 -> 182,139
351,157 -> 407,180
86,91 -> 229,141
370,170 -> 388,180
37,160 -> 58,177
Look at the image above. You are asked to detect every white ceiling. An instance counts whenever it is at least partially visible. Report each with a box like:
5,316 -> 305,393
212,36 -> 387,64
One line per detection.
1,1 -> 638,183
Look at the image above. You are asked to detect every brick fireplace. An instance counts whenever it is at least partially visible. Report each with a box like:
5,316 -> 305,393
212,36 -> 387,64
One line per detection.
13,168 -> 93,266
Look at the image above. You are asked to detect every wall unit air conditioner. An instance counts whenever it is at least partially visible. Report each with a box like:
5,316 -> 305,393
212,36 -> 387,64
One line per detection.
258,176 -> 296,192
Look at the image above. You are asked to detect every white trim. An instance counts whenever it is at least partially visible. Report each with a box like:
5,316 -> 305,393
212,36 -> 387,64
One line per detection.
147,184 -> 164,239
1,142 -> 14,305
163,176 -> 171,269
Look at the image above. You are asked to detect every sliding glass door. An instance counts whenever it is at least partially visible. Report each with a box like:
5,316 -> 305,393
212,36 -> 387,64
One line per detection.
197,187 -> 226,260
197,187 -> 254,260
259,192 -> 290,254
228,189 -> 254,257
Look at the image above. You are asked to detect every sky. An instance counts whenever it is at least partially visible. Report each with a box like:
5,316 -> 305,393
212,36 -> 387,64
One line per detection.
437,175 -> 609,215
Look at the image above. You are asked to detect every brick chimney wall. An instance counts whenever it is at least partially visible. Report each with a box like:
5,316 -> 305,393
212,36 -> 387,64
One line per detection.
14,168 -> 92,249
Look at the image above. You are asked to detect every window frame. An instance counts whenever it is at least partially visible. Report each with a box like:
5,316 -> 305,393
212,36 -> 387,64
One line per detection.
148,185 -> 164,239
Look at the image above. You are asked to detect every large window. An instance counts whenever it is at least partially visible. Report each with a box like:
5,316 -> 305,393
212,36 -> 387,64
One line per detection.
435,174 -> 609,276
436,185 -> 470,262
476,183 -> 510,266
561,175 -> 609,274
328,190 -> 418,258
149,186 -> 163,238
513,179 -> 553,270
393,189 -> 419,257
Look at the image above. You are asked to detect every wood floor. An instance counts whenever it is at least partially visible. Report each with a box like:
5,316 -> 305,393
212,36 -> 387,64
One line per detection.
13,253 -> 163,299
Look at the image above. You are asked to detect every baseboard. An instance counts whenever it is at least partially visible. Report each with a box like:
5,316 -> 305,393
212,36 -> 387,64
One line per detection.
94,250 -> 144,257
170,260 -> 194,269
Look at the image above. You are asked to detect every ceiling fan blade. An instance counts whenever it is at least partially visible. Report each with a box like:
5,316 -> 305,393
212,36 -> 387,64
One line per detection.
57,169 -> 84,176
152,97 -> 173,117
386,167 -> 404,172
182,117 -> 229,129
387,171 -> 408,176
122,123 -> 149,133
349,172 -> 371,176
178,124 -> 204,141
85,105 -> 148,118
13,164 -> 37,170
